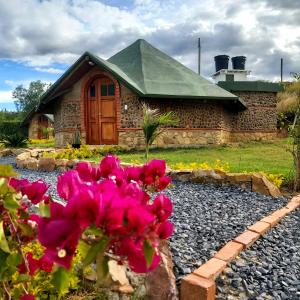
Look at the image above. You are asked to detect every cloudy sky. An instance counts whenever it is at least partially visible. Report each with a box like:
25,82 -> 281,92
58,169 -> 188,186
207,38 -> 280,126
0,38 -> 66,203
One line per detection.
0,0 -> 299,109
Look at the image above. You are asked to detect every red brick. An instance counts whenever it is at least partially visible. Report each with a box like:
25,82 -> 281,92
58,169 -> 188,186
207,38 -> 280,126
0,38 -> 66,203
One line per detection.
181,273 -> 216,300
286,200 -> 300,211
248,221 -> 271,235
214,241 -> 243,262
260,210 -> 285,227
234,230 -> 260,249
193,258 -> 227,280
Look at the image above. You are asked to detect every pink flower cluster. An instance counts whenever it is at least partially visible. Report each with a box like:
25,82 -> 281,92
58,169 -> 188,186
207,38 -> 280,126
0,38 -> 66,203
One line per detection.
10,155 -> 174,275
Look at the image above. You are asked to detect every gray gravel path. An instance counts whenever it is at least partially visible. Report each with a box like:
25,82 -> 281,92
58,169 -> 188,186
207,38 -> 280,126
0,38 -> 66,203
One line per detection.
165,181 -> 288,281
1,156 -> 290,285
216,208 -> 300,300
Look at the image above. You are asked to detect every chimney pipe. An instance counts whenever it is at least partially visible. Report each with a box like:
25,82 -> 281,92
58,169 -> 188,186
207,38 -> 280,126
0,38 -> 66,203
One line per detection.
198,38 -> 201,75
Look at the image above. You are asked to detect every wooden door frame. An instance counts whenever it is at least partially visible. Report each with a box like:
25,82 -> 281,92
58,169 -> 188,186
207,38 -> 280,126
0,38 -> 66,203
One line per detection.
81,70 -> 120,145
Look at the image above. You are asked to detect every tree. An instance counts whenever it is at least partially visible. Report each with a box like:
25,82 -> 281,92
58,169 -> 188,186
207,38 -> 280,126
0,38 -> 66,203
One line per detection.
277,78 -> 300,190
141,103 -> 179,160
13,80 -> 50,116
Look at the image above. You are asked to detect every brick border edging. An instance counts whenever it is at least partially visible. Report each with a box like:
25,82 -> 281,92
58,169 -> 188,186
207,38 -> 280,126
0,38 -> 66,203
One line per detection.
180,195 -> 300,300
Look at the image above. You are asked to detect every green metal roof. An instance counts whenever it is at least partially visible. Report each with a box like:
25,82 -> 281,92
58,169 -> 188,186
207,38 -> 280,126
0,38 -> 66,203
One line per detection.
107,39 -> 239,100
218,81 -> 283,93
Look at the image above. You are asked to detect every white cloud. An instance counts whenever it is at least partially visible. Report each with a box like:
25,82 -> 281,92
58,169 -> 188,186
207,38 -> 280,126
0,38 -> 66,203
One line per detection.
34,67 -> 64,74
0,90 -> 13,103
0,0 -> 299,80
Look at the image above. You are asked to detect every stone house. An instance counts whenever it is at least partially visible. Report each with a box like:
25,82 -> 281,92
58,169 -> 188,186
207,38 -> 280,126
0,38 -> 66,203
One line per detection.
25,113 -> 54,140
26,39 -> 282,147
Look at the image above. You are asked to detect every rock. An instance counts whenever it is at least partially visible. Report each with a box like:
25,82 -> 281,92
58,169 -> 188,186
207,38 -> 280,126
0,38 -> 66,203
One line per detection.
145,241 -> 178,300
0,149 -> 12,157
16,152 -> 32,168
107,260 -> 134,295
38,157 -> 56,172
169,170 -> 192,182
226,173 -> 252,184
55,159 -> 69,167
251,173 -> 281,197
25,158 -> 39,171
11,148 -> 28,156
29,150 -> 39,158
191,169 -> 227,184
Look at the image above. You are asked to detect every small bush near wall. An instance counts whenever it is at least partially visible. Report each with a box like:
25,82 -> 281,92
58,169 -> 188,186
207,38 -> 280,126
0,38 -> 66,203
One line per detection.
0,121 -> 28,138
43,144 -> 129,160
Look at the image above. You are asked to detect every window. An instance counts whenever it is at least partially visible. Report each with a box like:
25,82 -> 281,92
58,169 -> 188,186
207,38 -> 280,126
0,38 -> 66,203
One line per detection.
101,84 -> 107,96
108,84 -> 115,96
90,84 -> 96,97
101,83 -> 115,96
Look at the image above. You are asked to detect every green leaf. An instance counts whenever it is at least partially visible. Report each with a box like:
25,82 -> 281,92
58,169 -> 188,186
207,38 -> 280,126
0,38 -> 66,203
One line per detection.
77,240 -> 90,259
143,240 -> 155,268
0,221 -> 10,253
82,237 -> 108,267
16,273 -> 31,283
51,267 -> 70,296
39,202 -> 50,217
18,223 -> 34,238
6,252 -> 22,267
3,192 -> 20,211
84,225 -> 103,237
96,254 -> 109,283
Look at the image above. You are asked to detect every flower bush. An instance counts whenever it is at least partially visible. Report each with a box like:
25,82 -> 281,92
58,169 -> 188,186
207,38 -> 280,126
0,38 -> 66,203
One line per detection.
171,160 -> 230,172
0,156 -> 173,299
43,144 -> 128,160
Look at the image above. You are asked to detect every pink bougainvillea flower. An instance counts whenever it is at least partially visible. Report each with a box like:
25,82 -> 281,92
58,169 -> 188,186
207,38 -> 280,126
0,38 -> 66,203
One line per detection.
157,176 -> 171,191
76,162 -> 101,182
21,180 -> 49,204
38,255 -> 53,273
126,206 -> 154,235
8,178 -> 29,192
150,194 -> 173,222
124,166 -> 143,183
65,186 -> 99,228
18,252 -> 39,276
122,182 -> 150,205
20,294 -> 35,300
157,221 -> 174,239
57,170 -> 83,201
145,159 -> 166,178
99,154 -> 120,177
116,238 -> 160,273
37,202 -> 82,269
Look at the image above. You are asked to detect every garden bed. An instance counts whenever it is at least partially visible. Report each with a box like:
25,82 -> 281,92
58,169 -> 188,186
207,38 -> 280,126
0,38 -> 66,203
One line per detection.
0,156 -> 288,283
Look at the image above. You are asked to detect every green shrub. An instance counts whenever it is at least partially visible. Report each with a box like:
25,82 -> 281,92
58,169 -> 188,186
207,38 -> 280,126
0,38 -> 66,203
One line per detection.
1,133 -> 28,148
0,121 -> 27,138
43,144 -> 129,160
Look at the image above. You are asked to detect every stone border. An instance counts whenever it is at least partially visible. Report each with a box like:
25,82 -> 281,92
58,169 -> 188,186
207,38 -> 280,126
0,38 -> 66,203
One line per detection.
169,169 -> 281,198
8,148 -> 282,198
180,195 -> 300,300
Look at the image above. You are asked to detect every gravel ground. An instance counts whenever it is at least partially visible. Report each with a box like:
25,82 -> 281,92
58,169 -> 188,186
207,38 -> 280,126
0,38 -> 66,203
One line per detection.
217,209 -> 300,300
165,181 -> 288,281
1,156 -> 291,285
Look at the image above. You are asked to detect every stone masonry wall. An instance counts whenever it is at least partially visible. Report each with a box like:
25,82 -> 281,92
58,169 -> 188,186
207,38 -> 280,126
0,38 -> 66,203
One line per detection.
231,91 -> 277,131
28,114 -> 40,139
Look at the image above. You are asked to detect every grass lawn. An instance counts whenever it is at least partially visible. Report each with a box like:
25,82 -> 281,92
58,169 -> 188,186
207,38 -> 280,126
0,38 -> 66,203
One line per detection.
90,138 -> 293,178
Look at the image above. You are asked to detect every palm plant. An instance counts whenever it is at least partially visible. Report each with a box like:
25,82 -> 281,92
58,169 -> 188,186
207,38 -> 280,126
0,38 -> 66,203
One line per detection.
1,133 -> 28,148
141,103 -> 179,160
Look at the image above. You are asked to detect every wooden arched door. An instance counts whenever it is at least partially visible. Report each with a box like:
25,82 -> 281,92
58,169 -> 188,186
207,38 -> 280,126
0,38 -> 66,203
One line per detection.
86,77 -> 117,145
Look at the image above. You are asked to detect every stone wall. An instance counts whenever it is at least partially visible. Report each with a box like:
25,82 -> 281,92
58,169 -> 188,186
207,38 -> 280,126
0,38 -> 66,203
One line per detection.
119,129 -> 225,148
28,114 -> 40,139
231,91 -> 277,131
